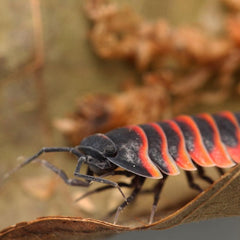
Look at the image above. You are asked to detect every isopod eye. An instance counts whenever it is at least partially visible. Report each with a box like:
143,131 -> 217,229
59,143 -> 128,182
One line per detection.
79,133 -> 117,157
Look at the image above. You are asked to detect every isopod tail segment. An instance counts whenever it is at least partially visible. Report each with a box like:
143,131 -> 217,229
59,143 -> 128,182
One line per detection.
2,111 -> 240,224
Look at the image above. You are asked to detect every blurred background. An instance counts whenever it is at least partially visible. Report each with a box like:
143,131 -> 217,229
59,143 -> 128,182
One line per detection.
0,0 -> 240,238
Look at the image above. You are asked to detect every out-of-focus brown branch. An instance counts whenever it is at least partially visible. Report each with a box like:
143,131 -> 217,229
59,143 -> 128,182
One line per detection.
30,0 -> 44,68
1,0 -> 45,87
54,81 -> 170,144
0,1 -> 51,144
30,0 -> 52,145
222,0 -> 240,11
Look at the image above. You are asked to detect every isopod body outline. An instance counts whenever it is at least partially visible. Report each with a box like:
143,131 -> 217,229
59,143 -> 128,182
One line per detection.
3,111 -> 240,224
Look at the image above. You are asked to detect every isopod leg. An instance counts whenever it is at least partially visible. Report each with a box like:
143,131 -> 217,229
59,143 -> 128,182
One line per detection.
75,170 -> 134,201
113,176 -> 145,224
75,182 -> 133,202
100,170 -> 134,178
196,166 -> 214,184
149,175 -> 168,224
185,171 -> 203,192
74,159 -> 127,200
37,160 -> 127,202
216,167 -> 225,176
37,159 -> 89,186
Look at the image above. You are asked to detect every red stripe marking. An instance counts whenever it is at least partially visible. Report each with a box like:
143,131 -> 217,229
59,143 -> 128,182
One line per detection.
198,113 -> 235,168
128,125 -> 163,178
219,111 -> 240,163
165,120 -> 196,170
149,123 -> 179,175
175,115 -> 215,167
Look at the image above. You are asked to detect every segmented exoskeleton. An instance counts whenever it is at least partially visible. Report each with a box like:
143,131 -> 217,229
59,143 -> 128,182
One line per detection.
2,111 -> 240,224
104,111 -> 240,178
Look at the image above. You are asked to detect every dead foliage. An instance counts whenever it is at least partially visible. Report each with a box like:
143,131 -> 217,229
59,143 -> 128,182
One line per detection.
1,165 -> 240,240
54,79 -> 171,144
56,0 -> 240,145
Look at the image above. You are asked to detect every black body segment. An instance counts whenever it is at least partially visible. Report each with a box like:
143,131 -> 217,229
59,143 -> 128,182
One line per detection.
140,123 -> 179,175
157,121 -> 180,160
213,113 -> 238,147
159,121 -> 196,170
194,114 -> 234,168
192,116 -> 215,151
235,112 -> 240,126
213,111 -> 240,163
174,115 -> 215,167
106,126 -> 163,179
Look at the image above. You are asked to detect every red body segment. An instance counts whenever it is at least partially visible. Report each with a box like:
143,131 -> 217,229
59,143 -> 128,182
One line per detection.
148,123 -> 179,175
129,125 -> 163,178
196,113 -> 235,168
106,126 -> 163,179
160,120 -> 196,171
174,115 -> 215,167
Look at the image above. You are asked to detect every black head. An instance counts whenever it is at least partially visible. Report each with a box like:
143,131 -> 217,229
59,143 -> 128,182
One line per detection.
79,133 -> 117,158
77,133 -> 118,174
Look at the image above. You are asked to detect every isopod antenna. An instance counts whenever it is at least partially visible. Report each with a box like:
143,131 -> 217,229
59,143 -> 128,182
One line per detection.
0,147 -> 126,201
0,147 -> 83,186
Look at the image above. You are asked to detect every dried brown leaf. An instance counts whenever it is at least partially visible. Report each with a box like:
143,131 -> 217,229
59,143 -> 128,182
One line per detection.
227,15 -> 240,46
222,0 -> 240,11
1,165 -> 240,240
54,83 -> 171,145
84,0 -> 240,107
86,0 -> 237,66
